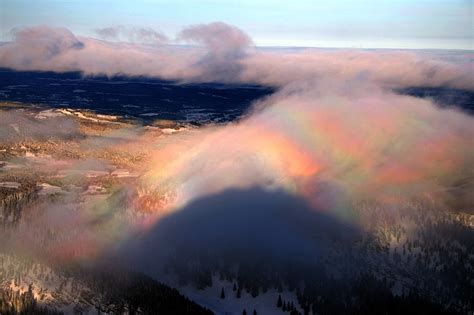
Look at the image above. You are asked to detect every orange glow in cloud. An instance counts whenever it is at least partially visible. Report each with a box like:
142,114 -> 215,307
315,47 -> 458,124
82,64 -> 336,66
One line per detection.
133,87 -> 474,225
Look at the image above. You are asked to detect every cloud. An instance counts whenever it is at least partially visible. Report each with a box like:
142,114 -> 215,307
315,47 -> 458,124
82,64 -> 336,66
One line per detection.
138,84 -> 474,218
178,22 -> 253,58
2,26 -> 84,68
94,26 -> 120,39
177,22 -> 254,82
0,24 -> 472,89
0,111 -> 78,141
239,49 -> 474,90
0,23 -> 473,273
94,25 -> 168,45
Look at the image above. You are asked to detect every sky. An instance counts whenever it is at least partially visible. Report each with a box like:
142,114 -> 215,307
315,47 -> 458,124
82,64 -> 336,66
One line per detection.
0,0 -> 473,50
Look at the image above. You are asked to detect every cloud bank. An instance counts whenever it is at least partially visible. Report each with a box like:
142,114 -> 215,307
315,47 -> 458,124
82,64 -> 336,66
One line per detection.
1,23 -> 472,89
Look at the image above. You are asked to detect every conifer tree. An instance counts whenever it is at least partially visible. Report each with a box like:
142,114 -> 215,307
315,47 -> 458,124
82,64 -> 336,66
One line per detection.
277,281 -> 283,293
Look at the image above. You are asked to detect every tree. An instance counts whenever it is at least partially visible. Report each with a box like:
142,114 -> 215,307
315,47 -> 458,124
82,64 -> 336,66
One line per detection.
233,283 -> 237,291
243,309 -> 247,315
277,281 -> 283,293
253,309 -> 257,315
283,301 -> 287,312
251,284 -> 259,298
277,295 -> 282,308
220,287 -> 225,299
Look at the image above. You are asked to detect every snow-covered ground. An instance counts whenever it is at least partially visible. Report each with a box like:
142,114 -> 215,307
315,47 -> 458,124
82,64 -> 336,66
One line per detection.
166,275 -> 303,315
0,254 -> 100,314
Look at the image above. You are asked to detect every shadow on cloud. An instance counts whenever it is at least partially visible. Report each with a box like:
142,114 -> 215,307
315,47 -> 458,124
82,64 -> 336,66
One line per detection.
119,186 -> 360,277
